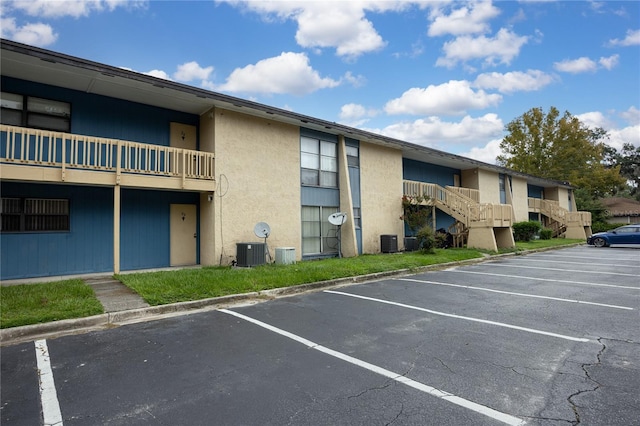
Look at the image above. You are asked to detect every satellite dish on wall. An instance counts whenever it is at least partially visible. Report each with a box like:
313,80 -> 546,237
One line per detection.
254,222 -> 272,263
328,212 -> 347,226
328,212 -> 347,258
254,222 -> 271,239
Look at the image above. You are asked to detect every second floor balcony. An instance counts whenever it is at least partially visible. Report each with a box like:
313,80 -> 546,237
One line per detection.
0,125 -> 216,192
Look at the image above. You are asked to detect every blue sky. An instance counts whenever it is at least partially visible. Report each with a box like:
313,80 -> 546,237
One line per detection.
2,0 -> 638,163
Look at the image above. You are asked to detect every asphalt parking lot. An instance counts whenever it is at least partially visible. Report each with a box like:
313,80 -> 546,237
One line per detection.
2,245 -> 639,425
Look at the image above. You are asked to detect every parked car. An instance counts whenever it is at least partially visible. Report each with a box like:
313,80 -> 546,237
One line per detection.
587,224 -> 640,247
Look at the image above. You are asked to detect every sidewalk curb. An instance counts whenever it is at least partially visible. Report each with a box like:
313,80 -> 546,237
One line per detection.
1,244 -> 585,346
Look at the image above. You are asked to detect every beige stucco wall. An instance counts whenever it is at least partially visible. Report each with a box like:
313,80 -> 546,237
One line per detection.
557,187 -> 570,210
477,169 -> 500,204
461,169 -> 479,190
510,176 -> 529,222
461,168 -> 501,203
545,187 -> 559,202
212,108 -> 301,265
359,142 -> 404,253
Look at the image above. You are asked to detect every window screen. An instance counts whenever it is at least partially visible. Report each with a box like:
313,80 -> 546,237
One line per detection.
1,198 -> 70,232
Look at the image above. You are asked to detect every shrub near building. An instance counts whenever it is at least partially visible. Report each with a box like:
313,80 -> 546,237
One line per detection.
513,221 -> 542,242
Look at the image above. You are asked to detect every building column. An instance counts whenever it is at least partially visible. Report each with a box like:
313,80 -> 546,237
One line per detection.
114,185 -> 121,274
338,136 -> 358,257
200,192 -> 215,265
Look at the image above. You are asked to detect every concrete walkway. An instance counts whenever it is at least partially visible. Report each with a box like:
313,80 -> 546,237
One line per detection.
84,277 -> 150,312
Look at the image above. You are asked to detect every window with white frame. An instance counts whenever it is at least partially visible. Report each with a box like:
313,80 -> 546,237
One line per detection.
301,206 -> 339,255
1,92 -> 71,132
1,198 -> 70,232
301,136 -> 337,187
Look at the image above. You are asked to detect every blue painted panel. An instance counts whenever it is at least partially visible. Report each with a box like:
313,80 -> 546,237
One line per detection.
435,210 -> 455,232
120,189 -> 199,271
403,158 -> 460,187
2,77 -> 199,147
348,167 -> 361,207
301,186 -> 340,206
528,185 -> 544,198
0,182 -> 113,280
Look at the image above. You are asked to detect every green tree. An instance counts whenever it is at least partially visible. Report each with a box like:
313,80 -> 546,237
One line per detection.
603,143 -> 640,200
497,107 -> 625,198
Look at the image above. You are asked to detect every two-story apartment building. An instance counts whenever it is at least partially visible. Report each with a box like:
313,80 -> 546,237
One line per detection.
0,39 -> 591,280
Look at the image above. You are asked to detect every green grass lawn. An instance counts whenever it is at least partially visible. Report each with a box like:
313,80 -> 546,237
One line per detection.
116,249 -> 485,305
0,279 -> 104,329
1,238 -> 584,329
512,238 -> 584,251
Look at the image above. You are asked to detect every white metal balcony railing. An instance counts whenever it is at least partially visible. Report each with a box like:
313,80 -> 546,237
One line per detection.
0,125 -> 215,186
403,180 -> 513,227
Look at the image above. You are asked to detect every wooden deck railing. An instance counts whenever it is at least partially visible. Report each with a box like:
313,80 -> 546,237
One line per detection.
445,186 -> 480,203
528,198 -> 592,227
403,180 -> 513,227
0,125 -> 215,187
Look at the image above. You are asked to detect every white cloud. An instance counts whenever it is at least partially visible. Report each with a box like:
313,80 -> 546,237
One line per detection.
576,111 -> 616,130
338,102 -> 379,127
4,0 -> 146,18
144,70 -> 172,80
217,52 -> 340,95
428,1 -> 500,37
340,103 -> 368,120
459,138 -> 502,164
173,61 -> 214,82
369,113 -> 504,149
1,1 -> 145,47
553,57 -> 598,73
384,80 -> 502,116
294,5 -> 386,59
340,71 -> 366,88
436,28 -> 529,68
620,106 -> 640,126
576,110 -> 640,151
608,125 -> 640,150
554,55 -> 619,73
608,28 -> 640,47
0,17 -> 57,46
473,70 -> 555,93
217,1 -> 428,59
124,62 -> 216,89
598,54 -> 619,70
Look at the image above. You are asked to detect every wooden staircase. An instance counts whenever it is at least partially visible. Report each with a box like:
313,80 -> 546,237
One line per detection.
528,198 -> 592,239
403,181 -> 514,250
403,181 -> 513,229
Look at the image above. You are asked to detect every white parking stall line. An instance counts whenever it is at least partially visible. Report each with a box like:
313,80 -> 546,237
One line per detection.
397,278 -> 634,310
484,263 -> 639,277
509,258 -> 640,269
447,270 -> 640,291
219,309 -> 526,426
324,290 -> 591,343
530,253 -> 640,263
35,339 -> 63,426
